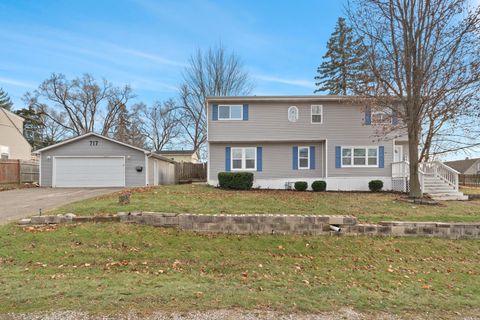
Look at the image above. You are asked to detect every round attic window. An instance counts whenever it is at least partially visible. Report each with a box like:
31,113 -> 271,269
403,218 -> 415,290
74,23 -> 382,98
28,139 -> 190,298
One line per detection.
288,106 -> 298,122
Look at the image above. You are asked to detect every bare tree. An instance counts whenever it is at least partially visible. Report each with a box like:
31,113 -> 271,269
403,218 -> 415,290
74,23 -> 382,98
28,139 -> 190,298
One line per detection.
179,44 -> 254,156
40,107 -> 69,147
348,0 -> 480,197
26,73 -> 134,137
21,92 -> 69,148
139,99 -> 181,151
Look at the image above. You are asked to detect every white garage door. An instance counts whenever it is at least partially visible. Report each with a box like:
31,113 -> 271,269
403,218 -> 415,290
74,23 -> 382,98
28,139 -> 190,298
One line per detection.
54,157 -> 125,187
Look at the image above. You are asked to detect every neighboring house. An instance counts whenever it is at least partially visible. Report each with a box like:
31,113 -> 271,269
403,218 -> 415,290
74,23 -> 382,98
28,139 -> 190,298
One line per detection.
0,108 -> 32,160
206,95 -> 410,191
35,132 -> 176,187
444,158 -> 480,175
156,150 -> 199,163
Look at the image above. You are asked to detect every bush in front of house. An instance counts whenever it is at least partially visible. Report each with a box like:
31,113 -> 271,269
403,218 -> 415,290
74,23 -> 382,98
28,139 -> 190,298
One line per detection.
294,181 -> 308,191
311,180 -> 327,192
368,180 -> 384,192
218,172 -> 254,190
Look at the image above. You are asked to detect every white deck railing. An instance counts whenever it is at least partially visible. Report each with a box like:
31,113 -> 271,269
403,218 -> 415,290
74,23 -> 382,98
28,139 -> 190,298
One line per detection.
426,161 -> 459,191
392,161 -> 459,193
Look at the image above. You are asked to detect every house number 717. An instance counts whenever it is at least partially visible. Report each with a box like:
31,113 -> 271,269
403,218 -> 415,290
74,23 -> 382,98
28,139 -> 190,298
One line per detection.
89,140 -> 98,146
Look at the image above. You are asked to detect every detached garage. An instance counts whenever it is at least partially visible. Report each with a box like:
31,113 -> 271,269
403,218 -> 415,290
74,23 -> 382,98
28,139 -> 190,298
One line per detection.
36,132 -> 176,188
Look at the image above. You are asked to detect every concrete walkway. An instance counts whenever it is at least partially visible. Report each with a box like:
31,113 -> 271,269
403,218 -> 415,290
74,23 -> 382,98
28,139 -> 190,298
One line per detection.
0,187 -> 120,224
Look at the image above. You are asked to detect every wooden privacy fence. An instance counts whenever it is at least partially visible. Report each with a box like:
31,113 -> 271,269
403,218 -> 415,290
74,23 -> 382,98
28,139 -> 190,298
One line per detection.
0,160 -> 39,184
175,162 -> 207,183
459,174 -> 480,187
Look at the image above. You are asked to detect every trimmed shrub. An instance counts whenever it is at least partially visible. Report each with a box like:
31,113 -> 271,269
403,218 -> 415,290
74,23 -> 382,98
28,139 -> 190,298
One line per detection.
311,180 -> 327,192
218,172 -> 254,190
294,181 -> 308,191
368,180 -> 384,192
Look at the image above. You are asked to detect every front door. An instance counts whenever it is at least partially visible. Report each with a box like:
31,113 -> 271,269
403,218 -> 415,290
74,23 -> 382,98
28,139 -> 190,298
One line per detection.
393,145 -> 403,177
394,146 -> 403,162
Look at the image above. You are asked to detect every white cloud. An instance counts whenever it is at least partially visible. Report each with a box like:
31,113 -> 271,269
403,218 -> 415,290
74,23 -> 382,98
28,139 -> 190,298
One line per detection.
253,74 -> 314,89
118,48 -> 186,67
0,77 -> 35,88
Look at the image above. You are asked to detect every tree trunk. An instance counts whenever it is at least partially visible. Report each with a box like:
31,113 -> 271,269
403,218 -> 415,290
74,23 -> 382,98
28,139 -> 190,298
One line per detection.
408,122 -> 422,198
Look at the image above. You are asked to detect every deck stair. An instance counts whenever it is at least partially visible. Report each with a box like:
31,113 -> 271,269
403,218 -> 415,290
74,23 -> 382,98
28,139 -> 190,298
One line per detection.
392,160 -> 468,201
422,173 -> 468,201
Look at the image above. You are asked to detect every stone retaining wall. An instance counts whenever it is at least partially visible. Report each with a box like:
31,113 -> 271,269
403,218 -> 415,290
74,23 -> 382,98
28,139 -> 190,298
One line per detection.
18,212 -> 480,239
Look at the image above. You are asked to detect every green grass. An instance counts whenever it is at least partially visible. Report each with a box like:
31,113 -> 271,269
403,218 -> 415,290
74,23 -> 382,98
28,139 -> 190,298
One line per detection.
48,184 -> 480,223
461,186 -> 480,195
0,223 -> 479,316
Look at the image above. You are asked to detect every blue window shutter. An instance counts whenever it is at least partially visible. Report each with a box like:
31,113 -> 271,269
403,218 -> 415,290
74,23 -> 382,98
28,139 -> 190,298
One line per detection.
335,146 -> 341,168
243,104 -> 249,121
225,147 -> 231,172
292,146 -> 298,170
392,109 -> 398,125
212,104 -> 218,121
379,146 -> 384,168
365,107 -> 372,125
309,146 -> 315,170
257,147 -> 262,172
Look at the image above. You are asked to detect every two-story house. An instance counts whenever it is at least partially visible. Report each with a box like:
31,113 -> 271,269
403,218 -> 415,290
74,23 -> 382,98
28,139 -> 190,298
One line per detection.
206,96 -> 466,199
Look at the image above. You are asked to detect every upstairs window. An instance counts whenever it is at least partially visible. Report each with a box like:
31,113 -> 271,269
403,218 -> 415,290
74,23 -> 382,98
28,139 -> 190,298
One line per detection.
372,109 -> 393,124
311,105 -> 323,123
288,106 -> 298,122
218,105 -> 243,120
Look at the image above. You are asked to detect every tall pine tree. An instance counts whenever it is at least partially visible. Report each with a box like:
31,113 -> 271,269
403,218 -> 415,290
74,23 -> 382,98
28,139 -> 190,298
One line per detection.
112,104 -> 145,148
15,106 -> 45,149
314,17 -> 371,95
0,87 -> 13,110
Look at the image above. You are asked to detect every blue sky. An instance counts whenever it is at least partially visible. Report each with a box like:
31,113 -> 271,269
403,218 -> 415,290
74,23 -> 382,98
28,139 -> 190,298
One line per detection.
0,0 -> 345,108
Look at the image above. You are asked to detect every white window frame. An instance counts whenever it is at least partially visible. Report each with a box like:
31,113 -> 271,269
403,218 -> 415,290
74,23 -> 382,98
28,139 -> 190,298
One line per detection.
218,105 -> 243,121
311,105 -> 323,124
231,147 -> 256,171
298,146 -> 310,170
288,106 -> 299,122
341,146 -> 379,168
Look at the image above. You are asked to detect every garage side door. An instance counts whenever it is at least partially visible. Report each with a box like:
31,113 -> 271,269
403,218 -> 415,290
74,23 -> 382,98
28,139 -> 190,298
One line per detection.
54,157 -> 125,187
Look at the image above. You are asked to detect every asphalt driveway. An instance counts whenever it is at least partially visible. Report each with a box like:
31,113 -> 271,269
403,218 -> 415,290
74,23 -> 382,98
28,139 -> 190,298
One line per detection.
0,188 -> 121,224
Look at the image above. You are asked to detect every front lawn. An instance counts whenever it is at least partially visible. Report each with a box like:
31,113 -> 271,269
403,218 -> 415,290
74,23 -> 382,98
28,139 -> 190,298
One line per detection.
0,223 -> 478,317
48,184 -> 480,223
461,186 -> 480,195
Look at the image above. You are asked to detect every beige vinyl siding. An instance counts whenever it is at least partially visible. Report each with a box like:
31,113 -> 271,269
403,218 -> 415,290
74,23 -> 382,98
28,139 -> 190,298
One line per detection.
464,160 -> 480,175
0,109 -> 31,160
208,142 -> 325,181
208,101 -> 405,142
